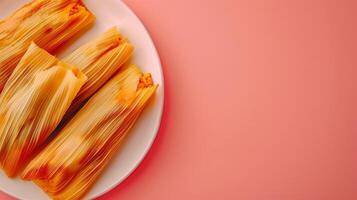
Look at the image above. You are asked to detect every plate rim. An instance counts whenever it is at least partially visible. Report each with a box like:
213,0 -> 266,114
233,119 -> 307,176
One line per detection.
90,1 -> 165,199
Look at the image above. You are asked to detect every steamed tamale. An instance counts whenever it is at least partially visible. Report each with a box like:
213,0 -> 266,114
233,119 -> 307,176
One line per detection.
0,0 -> 95,91
0,43 -> 87,177
63,27 -> 133,116
22,65 -> 157,200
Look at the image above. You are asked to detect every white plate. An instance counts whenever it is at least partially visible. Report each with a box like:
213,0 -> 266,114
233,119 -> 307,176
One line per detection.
0,0 -> 164,199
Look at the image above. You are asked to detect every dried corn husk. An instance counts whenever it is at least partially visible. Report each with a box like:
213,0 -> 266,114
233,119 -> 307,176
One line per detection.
22,65 -> 157,200
0,43 -> 87,177
0,0 -> 95,91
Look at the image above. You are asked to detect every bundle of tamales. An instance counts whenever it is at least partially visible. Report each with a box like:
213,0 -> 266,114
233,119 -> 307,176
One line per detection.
0,0 -> 95,91
0,43 -> 87,177
22,65 -> 158,200
0,0 -> 158,199
0,27 -> 133,177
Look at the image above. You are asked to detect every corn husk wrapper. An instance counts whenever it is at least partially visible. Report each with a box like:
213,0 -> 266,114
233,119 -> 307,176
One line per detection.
63,27 -> 134,116
22,65 -> 157,200
0,0 -> 95,91
0,43 -> 87,177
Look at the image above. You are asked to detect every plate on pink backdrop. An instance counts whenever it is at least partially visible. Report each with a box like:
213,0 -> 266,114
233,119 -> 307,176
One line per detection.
0,0 -> 164,199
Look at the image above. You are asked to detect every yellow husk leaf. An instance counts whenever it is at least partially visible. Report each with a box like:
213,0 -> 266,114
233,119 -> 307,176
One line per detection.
0,0 -> 95,91
63,27 -> 134,116
22,65 -> 157,200
0,43 -> 87,177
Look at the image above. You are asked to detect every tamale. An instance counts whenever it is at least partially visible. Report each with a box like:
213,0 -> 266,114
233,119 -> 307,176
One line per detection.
0,43 -> 87,177
22,65 -> 157,200
0,0 -> 95,91
63,27 -> 134,116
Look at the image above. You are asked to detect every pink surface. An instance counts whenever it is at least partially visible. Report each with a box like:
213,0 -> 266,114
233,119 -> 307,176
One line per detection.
1,0 -> 357,199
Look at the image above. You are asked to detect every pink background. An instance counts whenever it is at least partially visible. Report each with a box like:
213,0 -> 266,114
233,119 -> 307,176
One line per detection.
1,0 -> 357,199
